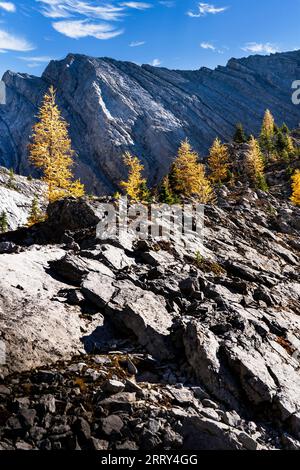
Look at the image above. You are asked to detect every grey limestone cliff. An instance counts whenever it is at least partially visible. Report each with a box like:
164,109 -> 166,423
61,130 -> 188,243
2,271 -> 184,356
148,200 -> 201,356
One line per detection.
1,50 -> 300,193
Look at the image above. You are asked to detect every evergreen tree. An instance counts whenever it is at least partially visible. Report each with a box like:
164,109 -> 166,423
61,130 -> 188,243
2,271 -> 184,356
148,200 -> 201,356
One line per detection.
275,130 -> 295,162
291,170 -> 300,206
7,168 -> 16,190
0,211 -> 8,233
260,109 -> 276,159
120,152 -> 149,202
245,136 -> 268,191
208,137 -> 230,184
233,123 -> 247,144
27,194 -> 44,227
159,176 -> 179,205
29,86 -> 85,203
169,139 -> 214,203
140,181 -> 151,203
281,123 -> 290,135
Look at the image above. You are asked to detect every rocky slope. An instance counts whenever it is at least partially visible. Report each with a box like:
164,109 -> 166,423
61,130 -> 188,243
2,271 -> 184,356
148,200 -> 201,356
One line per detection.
1,51 -> 300,193
0,169 -> 300,450
0,167 -> 46,231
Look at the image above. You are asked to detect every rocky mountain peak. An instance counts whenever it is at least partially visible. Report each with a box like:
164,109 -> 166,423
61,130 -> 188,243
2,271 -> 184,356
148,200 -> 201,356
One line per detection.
1,50 -> 300,193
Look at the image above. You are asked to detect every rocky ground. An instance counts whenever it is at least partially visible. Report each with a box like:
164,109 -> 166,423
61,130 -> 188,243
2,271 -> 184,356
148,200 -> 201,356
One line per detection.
0,167 -> 46,231
0,166 -> 300,450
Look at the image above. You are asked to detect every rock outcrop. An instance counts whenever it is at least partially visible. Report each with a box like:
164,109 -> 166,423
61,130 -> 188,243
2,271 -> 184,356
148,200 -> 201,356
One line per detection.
1,51 -> 300,192
0,167 -> 46,231
1,170 -> 300,449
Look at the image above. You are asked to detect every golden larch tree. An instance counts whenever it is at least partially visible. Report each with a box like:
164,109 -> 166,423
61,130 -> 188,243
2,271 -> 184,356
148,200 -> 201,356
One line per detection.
260,109 -> 276,160
285,134 -> 295,155
291,170 -> 300,206
245,136 -> 268,190
261,109 -> 275,139
170,139 -> 214,203
29,86 -> 84,203
120,152 -> 149,202
208,137 -> 230,184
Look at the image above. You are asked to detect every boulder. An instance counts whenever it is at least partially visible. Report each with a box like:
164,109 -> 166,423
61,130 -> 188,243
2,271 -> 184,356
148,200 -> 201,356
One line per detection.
105,280 -> 175,361
0,246 -> 104,375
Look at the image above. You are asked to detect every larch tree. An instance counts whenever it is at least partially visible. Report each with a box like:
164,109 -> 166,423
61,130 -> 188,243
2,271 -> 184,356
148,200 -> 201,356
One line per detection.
208,137 -> 230,184
169,139 -> 214,203
291,170 -> 300,206
260,109 -> 276,159
29,86 -> 85,203
120,152 -> 149,202
261,109 -> 275,138
245,136 -> 268,191
196,163 -> 215,204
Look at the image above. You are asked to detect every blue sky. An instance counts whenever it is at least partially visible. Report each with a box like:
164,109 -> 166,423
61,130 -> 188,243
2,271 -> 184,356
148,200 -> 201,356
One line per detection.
1,0 -> 300,78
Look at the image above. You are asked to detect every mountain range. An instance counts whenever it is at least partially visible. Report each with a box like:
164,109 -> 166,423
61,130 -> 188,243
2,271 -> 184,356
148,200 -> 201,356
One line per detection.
1,50 -> 300,193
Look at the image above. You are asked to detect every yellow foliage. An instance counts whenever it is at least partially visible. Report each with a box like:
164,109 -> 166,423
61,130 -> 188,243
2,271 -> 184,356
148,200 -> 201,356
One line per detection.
245,136 -> 265,184
29,86 -> 85,203
286,135 -> 295,155
208,137 -> 230,184
291,170 -> 300,206
170,139 -> 214,203
120,152 -> 148,202
261,109 -> 275,138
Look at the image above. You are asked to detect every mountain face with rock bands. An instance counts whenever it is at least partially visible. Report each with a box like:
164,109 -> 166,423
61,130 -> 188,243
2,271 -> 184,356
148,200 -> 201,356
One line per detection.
1,50 -> 300,193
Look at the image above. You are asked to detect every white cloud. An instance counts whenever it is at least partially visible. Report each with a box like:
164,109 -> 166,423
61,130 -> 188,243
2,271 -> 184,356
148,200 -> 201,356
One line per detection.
0,2 -> 16,12
129,40 -> 145,47
37,0 -> 125,21
159,1 -> 175,7
26,63 -> 44,68
52,19 -> 124,39
0,29 -> 34,51
37,1 -> 152,41
151,58 -> 161,66
187,2 -> 228,18
200,42 -> 228,53
120,2 -> 152,9
19,55 -> 54,62
242,42 -> 280,54
200,42 -> 215,50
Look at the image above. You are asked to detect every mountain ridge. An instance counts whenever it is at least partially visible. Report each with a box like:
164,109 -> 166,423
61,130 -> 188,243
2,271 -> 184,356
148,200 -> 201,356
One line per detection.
1,50 -> 300,193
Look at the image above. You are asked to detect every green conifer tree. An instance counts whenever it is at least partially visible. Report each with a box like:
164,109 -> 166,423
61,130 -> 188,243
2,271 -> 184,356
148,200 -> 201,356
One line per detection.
159,176 -> 179,205
27,194 -> 44,227
233,123 -> 247,144
0,211 -> 8,233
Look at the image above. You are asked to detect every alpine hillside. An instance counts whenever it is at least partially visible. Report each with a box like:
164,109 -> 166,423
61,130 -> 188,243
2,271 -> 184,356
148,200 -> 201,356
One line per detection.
1,50 -> 300,193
